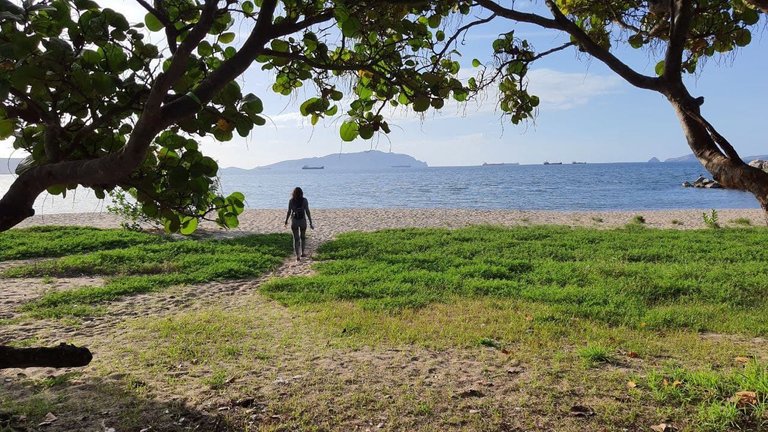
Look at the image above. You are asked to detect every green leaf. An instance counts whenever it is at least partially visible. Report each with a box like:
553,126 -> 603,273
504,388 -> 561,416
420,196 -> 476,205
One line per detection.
144,13 -> 163,32
628,34 -> 644,49
222,212 -> 239,228
242,1 -> 254,14
359,125 -> 374,140
339,120 -> 359,142
341,17 -> 361,37
428,15 -> 441,29
472,59 -> 481,68
413,96 -> 430,112
0,119 -> 14,139
180,217 -> 198,235
271,39 -> 289,52
219,32 -> 235,44
198,40 -> 212,56
654,60 -> 665,77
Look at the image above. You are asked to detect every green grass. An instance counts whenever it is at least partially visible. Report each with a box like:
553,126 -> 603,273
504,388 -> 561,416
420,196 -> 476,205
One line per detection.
646,361 -> 768,431
0,226 -> 164,260
730,217 -> 752,226
578,344 -> 614,367
2,227 -> 292,317
262,225 -> 768,335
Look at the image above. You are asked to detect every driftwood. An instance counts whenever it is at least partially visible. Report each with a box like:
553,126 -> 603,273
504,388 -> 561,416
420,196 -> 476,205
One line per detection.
0,343 -> 92,369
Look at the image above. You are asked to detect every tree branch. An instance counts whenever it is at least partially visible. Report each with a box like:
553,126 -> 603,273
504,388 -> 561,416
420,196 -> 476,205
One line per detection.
0,343 -> 92,369
663,0 -> 693,81
475,0 -> 561,30
543,0 -> 662,91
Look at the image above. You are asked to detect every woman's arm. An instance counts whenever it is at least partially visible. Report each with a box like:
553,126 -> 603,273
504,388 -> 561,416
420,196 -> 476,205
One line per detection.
305,198 -> 313,228
284,199 -> 292,225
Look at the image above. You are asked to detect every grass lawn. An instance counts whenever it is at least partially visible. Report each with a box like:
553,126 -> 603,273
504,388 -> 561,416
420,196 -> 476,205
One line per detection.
0,226 -> 292,318
2,225 -> 767,431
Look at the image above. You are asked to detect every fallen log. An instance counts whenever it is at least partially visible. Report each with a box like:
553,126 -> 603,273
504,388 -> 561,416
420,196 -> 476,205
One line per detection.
0,343 -> 92,369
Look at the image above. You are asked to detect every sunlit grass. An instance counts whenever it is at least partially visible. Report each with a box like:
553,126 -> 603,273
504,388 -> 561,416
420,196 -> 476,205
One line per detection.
1,227 -> 292,317
263,225 -> 768,335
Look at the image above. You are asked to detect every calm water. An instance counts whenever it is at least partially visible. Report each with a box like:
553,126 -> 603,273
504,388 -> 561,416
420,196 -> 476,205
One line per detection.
0,162 -> 760,214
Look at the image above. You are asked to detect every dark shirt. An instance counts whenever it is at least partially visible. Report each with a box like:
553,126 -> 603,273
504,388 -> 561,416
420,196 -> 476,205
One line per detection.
285,197 -> 311,223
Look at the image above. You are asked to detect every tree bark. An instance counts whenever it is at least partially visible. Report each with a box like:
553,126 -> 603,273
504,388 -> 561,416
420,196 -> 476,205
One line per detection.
0,343 -> 92,369
667,92 -> 768,210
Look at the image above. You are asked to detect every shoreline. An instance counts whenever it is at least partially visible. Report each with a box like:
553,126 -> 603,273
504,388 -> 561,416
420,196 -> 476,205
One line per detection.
14,208 -> 767,244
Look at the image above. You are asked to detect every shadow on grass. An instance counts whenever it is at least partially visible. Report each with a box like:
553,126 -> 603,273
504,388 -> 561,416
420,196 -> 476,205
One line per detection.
0,373 -> 269,432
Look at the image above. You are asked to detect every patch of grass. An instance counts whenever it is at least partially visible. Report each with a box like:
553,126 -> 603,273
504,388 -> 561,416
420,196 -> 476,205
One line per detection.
37,372 -> 81,389
671,219 -> 683,225
2,228 -> 291,317
263,225 -> 768,335
0,226 -> 164,260
631,215 -> 646,224
591,217 -> 604,223
203,369 -> 228,390
577,344 -> 614,367
730,217 -> 752,226
646,361 -> 768,431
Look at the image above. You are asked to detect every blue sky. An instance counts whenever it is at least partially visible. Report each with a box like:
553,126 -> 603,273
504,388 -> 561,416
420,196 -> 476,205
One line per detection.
2,2 -> 766,168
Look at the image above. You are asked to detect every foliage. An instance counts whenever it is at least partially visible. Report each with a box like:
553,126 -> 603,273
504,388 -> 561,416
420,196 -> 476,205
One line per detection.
263,225 -> 768,335
1,227 -> 291,317
703,209 -> 720,229
106,189 -> 159,231
0,0 -> 474,232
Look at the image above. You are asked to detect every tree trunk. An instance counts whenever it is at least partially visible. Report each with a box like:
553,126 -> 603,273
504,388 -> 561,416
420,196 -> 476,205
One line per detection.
667,93 -> 768,210
0,343 -> 92,369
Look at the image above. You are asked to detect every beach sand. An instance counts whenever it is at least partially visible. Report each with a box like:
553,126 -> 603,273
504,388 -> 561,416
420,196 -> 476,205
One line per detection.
17,207 -> 768,240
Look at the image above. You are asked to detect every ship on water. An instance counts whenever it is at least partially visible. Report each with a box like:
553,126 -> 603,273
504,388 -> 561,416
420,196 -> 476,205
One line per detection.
543,161 -> 563,165
302,165 -> 324,170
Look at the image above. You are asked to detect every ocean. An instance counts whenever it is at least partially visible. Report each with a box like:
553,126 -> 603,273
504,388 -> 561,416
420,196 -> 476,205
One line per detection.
0,162 -> 760,215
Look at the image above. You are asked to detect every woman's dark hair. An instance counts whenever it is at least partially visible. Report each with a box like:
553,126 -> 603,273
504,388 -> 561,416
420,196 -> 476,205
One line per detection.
292,187 -> 303,201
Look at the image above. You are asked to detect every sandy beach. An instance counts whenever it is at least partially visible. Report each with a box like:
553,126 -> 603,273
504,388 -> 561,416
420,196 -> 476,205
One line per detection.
16,207 -> 768,241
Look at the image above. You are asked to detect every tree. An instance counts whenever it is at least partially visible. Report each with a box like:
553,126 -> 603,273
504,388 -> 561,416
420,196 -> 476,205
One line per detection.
461,0 -> 767,208
0,0 -> 476,368
0,0 -> 472,234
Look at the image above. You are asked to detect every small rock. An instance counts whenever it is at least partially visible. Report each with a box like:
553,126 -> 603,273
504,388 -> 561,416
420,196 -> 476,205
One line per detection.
506,366 -> 524,375
468,409 -> 481,414
38,412 -> 58,427
650,423 -> 677,432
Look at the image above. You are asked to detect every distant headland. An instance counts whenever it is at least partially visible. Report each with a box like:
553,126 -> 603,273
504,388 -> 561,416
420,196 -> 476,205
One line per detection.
224,150 -> 428,172
663,153 -> 768,163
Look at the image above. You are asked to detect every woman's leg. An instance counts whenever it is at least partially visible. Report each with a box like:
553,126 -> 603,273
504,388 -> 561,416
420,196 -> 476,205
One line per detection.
299,225 -> 307,256
291,224 -> 301,259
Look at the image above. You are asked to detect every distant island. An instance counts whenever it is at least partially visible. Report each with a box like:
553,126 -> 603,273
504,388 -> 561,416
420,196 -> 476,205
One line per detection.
224,150 -> 428,172
664,153 -> 768,163
647,157 -> 661,163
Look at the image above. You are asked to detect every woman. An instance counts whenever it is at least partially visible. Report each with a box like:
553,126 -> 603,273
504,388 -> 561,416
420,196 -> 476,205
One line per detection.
284,187 -> 314,261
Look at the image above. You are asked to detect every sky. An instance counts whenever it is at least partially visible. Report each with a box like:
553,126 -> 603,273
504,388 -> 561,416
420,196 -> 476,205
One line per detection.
2,1 -> 766,168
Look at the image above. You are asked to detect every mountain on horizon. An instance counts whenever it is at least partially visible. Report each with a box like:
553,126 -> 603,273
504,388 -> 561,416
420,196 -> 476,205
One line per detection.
224,150 -> 428,171
664,153 -> 768,163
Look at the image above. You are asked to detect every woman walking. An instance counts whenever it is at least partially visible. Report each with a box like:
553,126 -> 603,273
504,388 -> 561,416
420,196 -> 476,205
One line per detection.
284,187 -> 314,261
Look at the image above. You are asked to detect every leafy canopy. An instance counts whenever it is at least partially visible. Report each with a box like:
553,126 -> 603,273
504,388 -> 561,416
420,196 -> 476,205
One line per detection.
0,0 -> 474,232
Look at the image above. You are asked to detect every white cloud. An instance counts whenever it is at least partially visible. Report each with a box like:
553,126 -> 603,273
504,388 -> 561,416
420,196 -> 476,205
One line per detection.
526,69 -> 624,110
